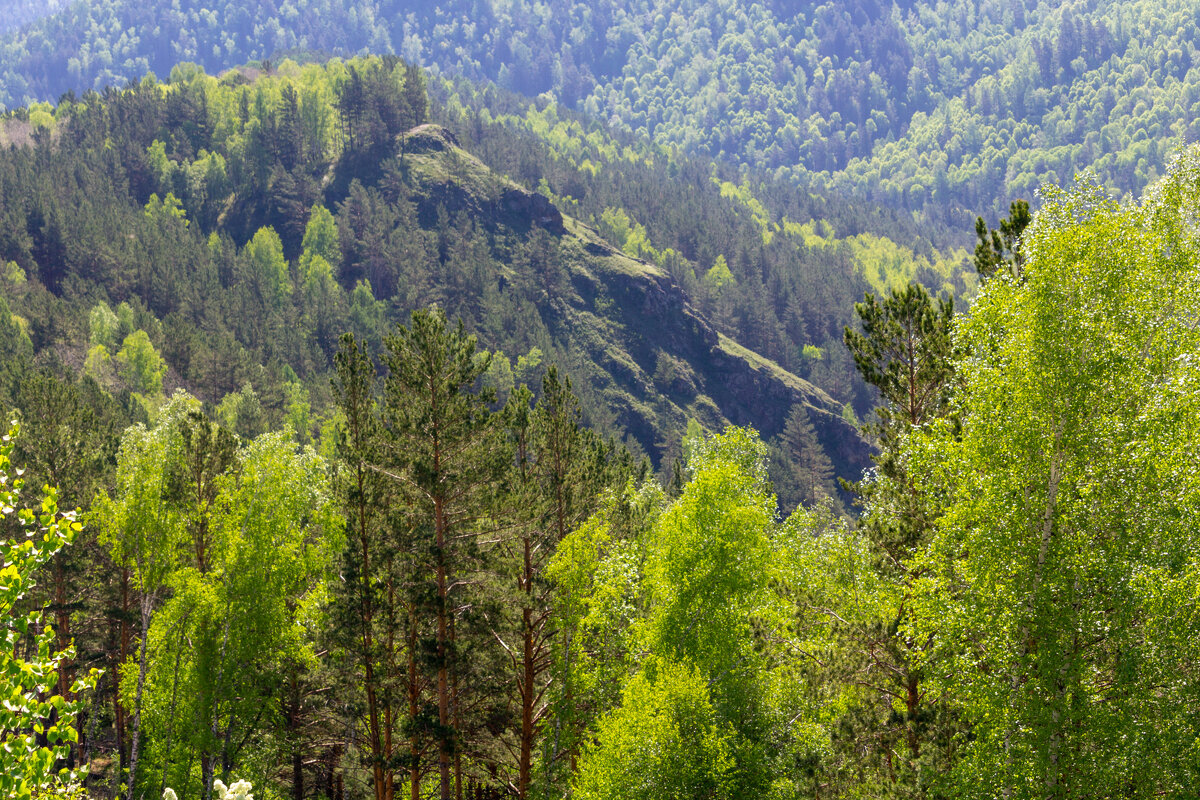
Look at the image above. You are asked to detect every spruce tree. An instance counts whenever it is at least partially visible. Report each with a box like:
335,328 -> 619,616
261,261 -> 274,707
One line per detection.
778,404 -> 834,508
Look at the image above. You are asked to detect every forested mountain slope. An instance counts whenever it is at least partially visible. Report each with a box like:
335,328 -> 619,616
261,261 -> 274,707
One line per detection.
1,0 -> 1196,223
0,0 -> 69,36
426,75 -> 976,415
0,57 -> 866,501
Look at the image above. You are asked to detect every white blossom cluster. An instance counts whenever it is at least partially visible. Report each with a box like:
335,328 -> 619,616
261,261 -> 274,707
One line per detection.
162,778 -> 254,800
215,780 -> 255,800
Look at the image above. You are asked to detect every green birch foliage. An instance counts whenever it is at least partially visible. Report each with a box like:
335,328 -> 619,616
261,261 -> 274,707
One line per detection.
116,329 -> 166,396
572,428 -> 779,799
243,226 -> 290,308
910,153 -> 1200,798
645,426 -> 773,697
95,395 -> 191,593
545,480 -> 661,779
0,296 -> 32,396
768,506 -> 899,797
97,398 -> 340,797
0,419 -> 98,800
300,203 -> 342,272
649,426 -> 780,795
88,302 -> 120,350
572,657 -> 734,800
135,427 -> 341,797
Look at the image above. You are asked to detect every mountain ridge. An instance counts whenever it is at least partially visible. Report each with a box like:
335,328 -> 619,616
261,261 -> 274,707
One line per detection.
386,121 -> 870,484
0,55 -> 869,502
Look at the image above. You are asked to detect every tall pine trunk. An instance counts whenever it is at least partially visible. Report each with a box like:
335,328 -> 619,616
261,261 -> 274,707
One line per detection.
408,606 -> 422,800
436,491 -> 451,800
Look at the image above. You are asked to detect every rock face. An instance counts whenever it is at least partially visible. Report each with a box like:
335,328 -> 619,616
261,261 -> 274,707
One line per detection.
387,124 -> 871,485
401,124 -> 564,233
499,187 -> 564,233
403,123 -> 461,151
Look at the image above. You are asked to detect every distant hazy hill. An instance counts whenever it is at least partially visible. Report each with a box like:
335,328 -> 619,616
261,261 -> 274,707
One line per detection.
0,0 -> 1195,222
0,0 -> 69,36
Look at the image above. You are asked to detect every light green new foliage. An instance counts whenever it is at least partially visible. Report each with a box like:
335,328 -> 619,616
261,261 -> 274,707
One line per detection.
768,504 -> 903,796
116,329 -> 166,396
216,382 -> 266,440
88,302 -> 120,350
703,254 -> 735,295
572,428 -> 780,798
646,426 -> 773,689
547,482 -> 660,765
300,203 -> 341,271
134,424 -> 341,797
244,226 -> 290,308
573,658 -> 734,800
909,152 -> 1200,798
96,395 -> 192,591
0,420 -> 98,800
297,204 -> 342,338
94,396 -> 197,797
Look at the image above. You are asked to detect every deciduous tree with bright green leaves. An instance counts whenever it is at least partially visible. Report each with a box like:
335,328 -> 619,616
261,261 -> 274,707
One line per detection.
243,226 -> 290,309
0,419 -> 98,800
909,155 -> 1200,798
569,427 -> 784,799
134,425 -> 341,800
572,657 -> 734,800
116,330 -> 166,397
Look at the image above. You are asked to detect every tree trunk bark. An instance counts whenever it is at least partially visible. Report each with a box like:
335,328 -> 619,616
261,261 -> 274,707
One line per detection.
290,671 -> 305,800
112,569 -> 130,799
126,592 -> 154,800
518,535 -> 534,799
409,608 -> 421,800
355,457 -> 386,800
436,490 -> 451,800
160,613 -> 189,795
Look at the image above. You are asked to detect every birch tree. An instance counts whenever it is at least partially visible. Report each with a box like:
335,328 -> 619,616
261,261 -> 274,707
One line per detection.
911,159 -> 1200,797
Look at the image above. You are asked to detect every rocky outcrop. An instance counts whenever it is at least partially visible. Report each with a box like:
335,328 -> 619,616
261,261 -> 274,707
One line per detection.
403,123 -> 461,152
499,187 -> 564,233
588,252 -> 871,484
402,124 -> 563,233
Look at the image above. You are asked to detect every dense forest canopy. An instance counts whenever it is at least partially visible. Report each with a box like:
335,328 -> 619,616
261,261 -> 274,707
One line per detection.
0,0 -> 1197,223
9,147 -> 1200,797
0,53 -> 929,507
2,2 -> 1199,798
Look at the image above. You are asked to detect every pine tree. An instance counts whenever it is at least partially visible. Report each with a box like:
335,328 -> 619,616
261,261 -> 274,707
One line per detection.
497,368 -> 608,797
840,281 -> 959,791
329,333 -> 407,800
974,199 -> 1030,281
381,307 -> 505,800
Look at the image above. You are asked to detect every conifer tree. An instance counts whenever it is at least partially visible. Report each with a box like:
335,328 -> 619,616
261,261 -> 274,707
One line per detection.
840,282 -> 958,790
974,199 -> 1031,281
329,332 -> 411,800
497,368 -> 608,797
778,403 -> 835,508
381,307 -> 504,800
